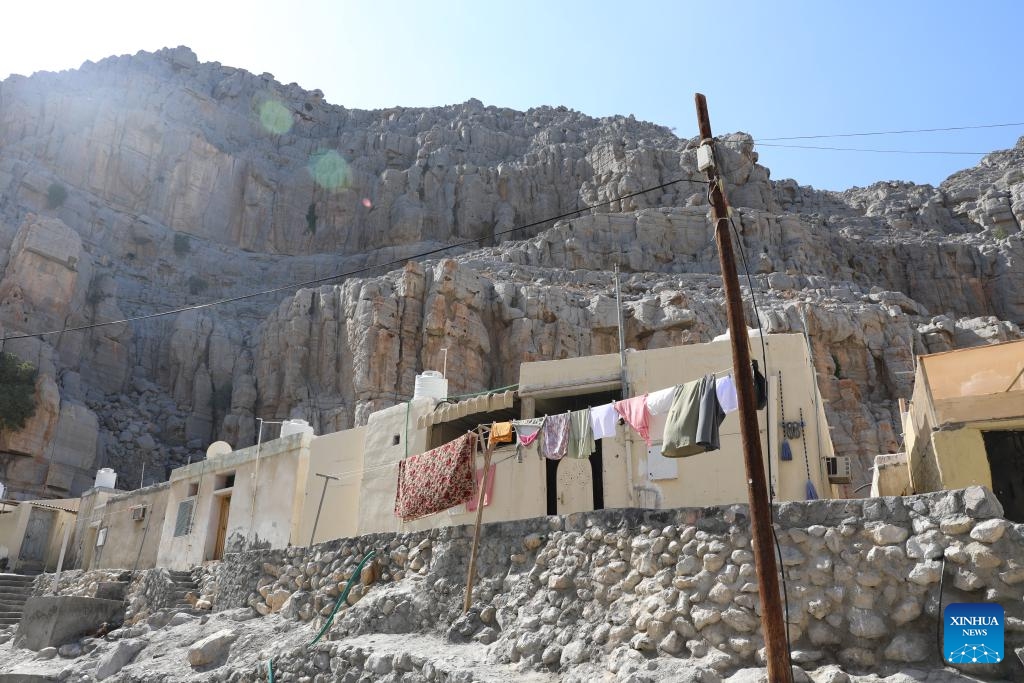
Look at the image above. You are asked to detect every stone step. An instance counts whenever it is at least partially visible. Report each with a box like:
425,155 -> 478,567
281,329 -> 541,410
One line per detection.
0,581 -> 33,589
0,601 -> 27,611
0,593 -> 29,603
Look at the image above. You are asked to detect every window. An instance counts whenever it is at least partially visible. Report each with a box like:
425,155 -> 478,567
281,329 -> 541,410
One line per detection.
96,527 -> 107,547
174,498 -> 195,537
187,482 -> 199,497
214,472 -> 235,490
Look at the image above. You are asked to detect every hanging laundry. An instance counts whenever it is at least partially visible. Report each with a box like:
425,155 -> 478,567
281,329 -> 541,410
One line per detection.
589,403 -> 618,440
540,412 -> 571,460
752,360 -> 768,410
488,421 -> 514,447
661,378 -> 705,458
466,464 -> 497,512
646,386 -> 676,416
394,433 -> 476,521
512,417 -> 545,447
512,417 -> 546,461
569,408 -> 596,459
696,374 -> 726,451
614,395 -> 651,445
715,375 -> 739,414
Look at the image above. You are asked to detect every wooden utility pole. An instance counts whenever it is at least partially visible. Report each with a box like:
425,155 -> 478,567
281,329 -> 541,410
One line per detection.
694,93 -> 792,683
463,430 -> 494,612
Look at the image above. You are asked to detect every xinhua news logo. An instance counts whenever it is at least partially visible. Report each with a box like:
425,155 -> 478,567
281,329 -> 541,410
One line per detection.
944,602 -> 1004,664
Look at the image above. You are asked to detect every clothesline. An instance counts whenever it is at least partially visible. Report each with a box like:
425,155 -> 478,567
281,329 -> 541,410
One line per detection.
394,363 -> 769,522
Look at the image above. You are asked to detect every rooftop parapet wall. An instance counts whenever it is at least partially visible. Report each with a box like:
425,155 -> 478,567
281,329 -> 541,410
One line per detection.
189,487 -> 1024,678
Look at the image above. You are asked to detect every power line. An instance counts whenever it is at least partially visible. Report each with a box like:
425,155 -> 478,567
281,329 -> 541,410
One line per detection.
756,121 -> 1024,141
754,142 -> 991,155
1,177 -> 703,342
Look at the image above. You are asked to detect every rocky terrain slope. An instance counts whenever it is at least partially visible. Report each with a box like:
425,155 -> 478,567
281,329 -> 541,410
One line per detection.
0,487 -> 1020,681
1,46 -> 1022,497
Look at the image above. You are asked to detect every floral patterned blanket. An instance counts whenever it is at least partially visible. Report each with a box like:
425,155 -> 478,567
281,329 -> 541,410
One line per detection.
394,432 -> 476,521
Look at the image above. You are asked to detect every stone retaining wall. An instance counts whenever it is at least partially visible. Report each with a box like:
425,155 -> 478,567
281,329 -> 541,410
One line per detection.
196,486 -> 1024,679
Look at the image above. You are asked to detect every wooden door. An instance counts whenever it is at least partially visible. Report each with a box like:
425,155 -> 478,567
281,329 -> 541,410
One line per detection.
556,458 -> 594,515
213,496 -> 231,561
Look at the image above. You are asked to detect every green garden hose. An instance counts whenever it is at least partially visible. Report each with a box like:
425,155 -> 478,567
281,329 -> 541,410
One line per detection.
306,550 -> 377,647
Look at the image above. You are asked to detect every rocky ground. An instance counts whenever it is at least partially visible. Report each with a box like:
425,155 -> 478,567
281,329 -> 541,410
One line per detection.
0,609 -> 1011,682
1,489 -> 1021,681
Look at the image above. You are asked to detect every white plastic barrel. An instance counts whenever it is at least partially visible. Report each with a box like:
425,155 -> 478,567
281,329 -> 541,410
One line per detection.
0,481 -> 6,500
280,419 -> 315,439
95,468 -> 117,489
413,371 -> 448,401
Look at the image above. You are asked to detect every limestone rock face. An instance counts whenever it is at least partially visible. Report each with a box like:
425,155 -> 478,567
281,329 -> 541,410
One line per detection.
1,47 -> 1023,497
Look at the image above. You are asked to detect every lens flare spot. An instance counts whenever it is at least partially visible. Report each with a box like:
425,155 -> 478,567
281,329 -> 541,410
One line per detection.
309,150 -> 350,190
362,198 -> 373,208
259,100 -> 293,135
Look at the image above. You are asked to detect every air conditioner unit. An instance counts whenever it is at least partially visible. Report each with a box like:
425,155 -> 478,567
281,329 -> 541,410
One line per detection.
826,456 -> 852,484
131,505 -> 147,521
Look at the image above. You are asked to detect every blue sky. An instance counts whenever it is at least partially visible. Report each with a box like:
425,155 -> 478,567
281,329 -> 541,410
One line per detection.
3,1 -> 1022,191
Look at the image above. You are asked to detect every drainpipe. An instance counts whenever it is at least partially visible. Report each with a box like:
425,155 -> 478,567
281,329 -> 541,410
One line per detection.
247,419 -> 283,547
51,515 -> 74,594
615,265 -> 636,507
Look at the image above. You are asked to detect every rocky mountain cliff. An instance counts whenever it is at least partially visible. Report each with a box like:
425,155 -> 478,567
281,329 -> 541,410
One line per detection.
1,46 -> 1022,498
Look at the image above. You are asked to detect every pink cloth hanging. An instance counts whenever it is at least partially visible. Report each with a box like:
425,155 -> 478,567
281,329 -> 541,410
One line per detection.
466,464 -> 497,512
614,394 -> 651,446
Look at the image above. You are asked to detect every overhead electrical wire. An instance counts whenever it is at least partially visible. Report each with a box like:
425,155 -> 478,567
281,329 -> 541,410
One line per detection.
754,142 -> 991,155
1,177 -> 705,343
755,120 -> 1024,141
6,117 -> 1021,342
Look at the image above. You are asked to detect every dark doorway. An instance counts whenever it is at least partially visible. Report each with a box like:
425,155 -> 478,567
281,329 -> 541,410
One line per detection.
538,389 -> 618,516
983,430 -> 1024,523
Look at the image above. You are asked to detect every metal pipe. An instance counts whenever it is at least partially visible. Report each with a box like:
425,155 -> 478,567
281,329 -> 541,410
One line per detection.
614,265 -> 636,506
309,473 -> 339,546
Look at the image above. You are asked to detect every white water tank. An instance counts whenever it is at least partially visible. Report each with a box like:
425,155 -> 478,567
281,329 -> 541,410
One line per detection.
95,468 -> 117,489
280,419 -> 315,439
206,441 -> 232,459
413,370 -> 448,401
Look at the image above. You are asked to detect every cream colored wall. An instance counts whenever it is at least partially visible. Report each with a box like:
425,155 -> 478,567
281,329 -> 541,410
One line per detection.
871,454 -> 912,497
922,338 -> 1024,401
299,427 -> 366,544
0,503 -> 77,572
904,365 -> 941,493
931,428 -> 993,490
156,432 -> 311,570
42,509 -> 77,572
356,335 -> 834,535
612,334 -> 829,508
403,442 -> 547,533
519,353 -> 622,397
90,485 -> 169,570
356,400 -> 440,535
70,489 -> 112,570
0,505 -> 22,567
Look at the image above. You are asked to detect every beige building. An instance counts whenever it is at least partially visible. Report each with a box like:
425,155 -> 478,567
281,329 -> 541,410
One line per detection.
903,339 -> 1024,520
48,333 -> 841,570
0,497 -> 79,573
72,483 -> 170,571
156,431 -> 313,570
357,333 -> 841,535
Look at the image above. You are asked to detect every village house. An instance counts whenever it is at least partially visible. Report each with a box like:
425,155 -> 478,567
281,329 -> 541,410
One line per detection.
354,332 -> 842,536
901,338 -> 1024,521
3,332 -> 845,572
0,497 -> 78,574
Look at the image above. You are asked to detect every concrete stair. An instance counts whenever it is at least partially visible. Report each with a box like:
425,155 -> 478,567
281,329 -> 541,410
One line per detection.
0,573 -> 36,628
168,569 -> 200,609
